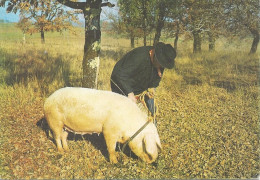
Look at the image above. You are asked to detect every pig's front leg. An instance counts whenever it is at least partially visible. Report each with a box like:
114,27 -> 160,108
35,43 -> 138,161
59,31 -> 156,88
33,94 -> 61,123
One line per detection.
103,131 -> 118,163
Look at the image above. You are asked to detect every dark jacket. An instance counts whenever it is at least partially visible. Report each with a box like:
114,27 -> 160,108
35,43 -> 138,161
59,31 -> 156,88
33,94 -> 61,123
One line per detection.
111,46 -> 164,95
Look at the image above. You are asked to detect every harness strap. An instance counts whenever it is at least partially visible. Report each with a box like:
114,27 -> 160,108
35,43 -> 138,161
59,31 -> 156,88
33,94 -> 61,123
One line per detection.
121,120 -> 151,153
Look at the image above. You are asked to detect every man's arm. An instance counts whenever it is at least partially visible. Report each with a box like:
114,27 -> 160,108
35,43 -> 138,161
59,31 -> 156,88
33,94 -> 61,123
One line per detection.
112,46 -> 150,100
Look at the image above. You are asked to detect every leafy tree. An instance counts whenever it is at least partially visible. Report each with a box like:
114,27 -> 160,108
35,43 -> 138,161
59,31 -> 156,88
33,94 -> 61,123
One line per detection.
16,17 -> 32,43
57,0 -> 115,88
203,0 -> 224,51
106,1 -> 140,48
153,0 -> 167,45
223,0 -> 259,54
149,0 -> 189,49
163,0 -> 185,50
16,0 -> 79,44
174,0 -> 225,53
118,0 -> 156,47
139,0 -> 156,46
182,1 -> 208,53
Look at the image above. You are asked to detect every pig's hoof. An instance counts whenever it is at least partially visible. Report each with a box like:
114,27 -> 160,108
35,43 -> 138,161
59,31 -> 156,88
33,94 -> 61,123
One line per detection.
63,147 -> 69,152
57,148 -> 64,154
110,156 -> 118,164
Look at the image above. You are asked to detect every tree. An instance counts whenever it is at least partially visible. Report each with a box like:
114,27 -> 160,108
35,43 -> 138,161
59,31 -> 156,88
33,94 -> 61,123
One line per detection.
109,0 -> 140,48
204,0 -> 223,51
178,0 -> 225,53
182,0 -> 208,53
153,0 -> 167,45
223,0 -> 259,54
16,17 -> 32,43
153,0 -> 185,47
57,0 -> 114,88
139,0 -> 154,46
16,0 -> 79,44
163,0 -> 185,51
118,0 -> 156,47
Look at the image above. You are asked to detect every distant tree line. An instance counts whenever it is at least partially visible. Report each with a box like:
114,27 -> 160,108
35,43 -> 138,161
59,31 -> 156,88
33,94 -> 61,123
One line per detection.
0,19 -> 11,23
107,0 -> 259,54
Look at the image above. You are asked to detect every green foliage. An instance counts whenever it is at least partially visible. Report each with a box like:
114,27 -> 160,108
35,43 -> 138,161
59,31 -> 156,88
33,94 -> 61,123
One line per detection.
117,0 -> 157,40
108,0 -> 260,53
0,23 -> 259,179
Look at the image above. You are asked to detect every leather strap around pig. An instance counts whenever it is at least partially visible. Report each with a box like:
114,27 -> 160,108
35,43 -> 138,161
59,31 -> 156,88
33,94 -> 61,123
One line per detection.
121,119 -> 151,154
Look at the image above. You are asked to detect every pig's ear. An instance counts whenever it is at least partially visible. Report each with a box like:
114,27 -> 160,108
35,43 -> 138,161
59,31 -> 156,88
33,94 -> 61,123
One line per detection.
143,133 -> 157,160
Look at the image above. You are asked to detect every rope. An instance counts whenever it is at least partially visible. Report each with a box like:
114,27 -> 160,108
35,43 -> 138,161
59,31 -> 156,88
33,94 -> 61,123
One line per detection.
110,78 -> 126,96
136,88 -> 158,124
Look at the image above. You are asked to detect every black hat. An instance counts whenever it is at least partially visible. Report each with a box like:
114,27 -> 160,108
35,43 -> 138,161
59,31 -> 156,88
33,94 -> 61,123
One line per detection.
154,42 -> 176,69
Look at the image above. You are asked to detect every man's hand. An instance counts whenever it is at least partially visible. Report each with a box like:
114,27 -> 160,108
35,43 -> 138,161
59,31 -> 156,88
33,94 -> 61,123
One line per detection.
147,88 -> 156,98
128,92 -> 137,103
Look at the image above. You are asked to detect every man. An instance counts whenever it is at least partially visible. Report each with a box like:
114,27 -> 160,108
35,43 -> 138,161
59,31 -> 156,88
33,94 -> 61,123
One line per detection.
110,42 -> 176,117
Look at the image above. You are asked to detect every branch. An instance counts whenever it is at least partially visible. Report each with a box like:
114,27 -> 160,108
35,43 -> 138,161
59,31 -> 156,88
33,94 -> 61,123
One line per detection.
48,5 -> 60,21
57,0 -> 85,10
101,2 -> 115,7
0,1 -> 6,7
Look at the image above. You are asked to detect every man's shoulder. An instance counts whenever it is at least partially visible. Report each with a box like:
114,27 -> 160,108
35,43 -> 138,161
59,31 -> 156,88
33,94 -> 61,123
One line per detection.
114,45 -> 153,67
132,46 -> 153,52
126,46 -> 153,57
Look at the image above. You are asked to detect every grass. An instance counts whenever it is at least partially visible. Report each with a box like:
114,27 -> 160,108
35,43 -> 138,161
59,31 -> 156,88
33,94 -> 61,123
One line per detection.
0,22 -> 259,179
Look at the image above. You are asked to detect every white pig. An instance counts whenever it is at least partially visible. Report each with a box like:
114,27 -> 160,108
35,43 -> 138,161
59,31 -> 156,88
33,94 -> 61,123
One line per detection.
44,87 -> 162,163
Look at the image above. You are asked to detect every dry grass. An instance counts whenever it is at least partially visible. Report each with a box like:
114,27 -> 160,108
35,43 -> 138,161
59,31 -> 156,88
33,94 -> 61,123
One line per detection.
0,23 -> 259,179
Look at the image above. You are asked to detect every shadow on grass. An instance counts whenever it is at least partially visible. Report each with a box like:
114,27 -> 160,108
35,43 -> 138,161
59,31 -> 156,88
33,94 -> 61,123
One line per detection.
213,80 -> 237,92
0,48 -> 81,94
36,117 -> 137,163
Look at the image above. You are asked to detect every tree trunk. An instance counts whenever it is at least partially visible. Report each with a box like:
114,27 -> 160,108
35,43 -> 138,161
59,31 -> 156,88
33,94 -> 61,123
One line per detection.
142,0 -> 147,46
193,30 -> 201,53
153,1 -> 165,46
249,28 -> 259,54
174,21 -> 180,51
41,29 -> 45,44
56,0 -> 114,89
174,33 -> 179,51
130,33 -> 135,48
82,0 -> 102,88
149,34 -> 152,45
143,33 -> 147,46
153,1 -> 165,45
208,31 -> 215,51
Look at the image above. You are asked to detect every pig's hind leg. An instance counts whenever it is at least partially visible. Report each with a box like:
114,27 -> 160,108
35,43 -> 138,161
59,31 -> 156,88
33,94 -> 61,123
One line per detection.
46,110 -> 65,152
61,130 -> 69,151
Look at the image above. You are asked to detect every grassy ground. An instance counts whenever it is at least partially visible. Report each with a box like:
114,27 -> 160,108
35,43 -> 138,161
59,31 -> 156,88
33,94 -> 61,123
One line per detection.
0,23 -> 259,179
